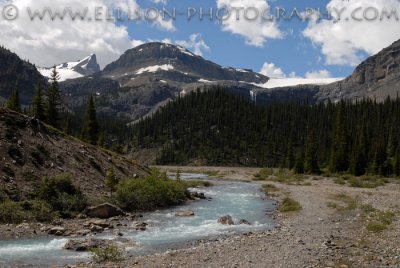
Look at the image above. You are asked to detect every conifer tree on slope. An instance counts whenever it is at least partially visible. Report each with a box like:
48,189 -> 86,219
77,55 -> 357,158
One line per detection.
330,101 -> 349,173
46,66 -> 62,128
32,82 -> 45,121
6,89 -> 21,113
81,96 -> 100,145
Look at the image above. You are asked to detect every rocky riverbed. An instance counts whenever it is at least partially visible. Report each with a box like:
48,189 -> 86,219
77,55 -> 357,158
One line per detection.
1,167 -> 399,268
73,167 -> 400,268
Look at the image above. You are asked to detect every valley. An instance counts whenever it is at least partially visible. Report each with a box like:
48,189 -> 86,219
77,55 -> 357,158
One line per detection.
0,24 -> 400,268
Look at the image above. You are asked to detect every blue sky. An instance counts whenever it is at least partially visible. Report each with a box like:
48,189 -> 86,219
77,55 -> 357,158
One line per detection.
2,0 -> 399,78
124,0 -> 355,78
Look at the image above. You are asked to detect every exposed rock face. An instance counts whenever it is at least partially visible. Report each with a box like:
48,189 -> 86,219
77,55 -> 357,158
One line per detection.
316,39 -> 400,102
218,215 -> 234,225
85,203 -> 126,219
102,42 -> 269,85
175,210 -> 195,217
59,42 -> 270,122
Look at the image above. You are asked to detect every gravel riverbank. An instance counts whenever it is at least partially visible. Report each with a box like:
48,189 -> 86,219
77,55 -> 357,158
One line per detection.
78,167 -> 400,268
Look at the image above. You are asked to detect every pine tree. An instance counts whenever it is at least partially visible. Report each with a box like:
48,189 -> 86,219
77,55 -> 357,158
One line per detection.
81,96 -> 100,145
6,89 -> 21,113
32,82 -> 45,121
294,149 -> 304,174
394,145 -> 400,177
45,66 -> 61,127
304,129 -> 320,174
105,168 -> 119,197
330,102 -> 349,173
98,132 -> 105,148
349,126 -> 367,176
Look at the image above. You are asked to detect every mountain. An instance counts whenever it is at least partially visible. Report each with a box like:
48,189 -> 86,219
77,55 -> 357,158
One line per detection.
102,42 -> 268,87
315,39 -> 400,102
0,108 -> 149,201
60,42 -> 271,121
38,54 -> 100,82
0,46 -> 47,105
257,39 -> 400,104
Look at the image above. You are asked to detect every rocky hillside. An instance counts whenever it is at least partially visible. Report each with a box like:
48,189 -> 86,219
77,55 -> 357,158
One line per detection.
0,108 -> 149,201
315,39 -> 400,102
0,47 -> 47,105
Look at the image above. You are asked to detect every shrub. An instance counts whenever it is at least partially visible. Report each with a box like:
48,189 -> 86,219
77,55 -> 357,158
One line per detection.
366,223 -> 387,232
38,173 -> 87,218
90,245 -> 125,263
253,168 -> 274,181
279,197 -> 302,212
183,180 -> 213,188
348,176 -> 386,188
334,177 -> 346,185
262,184 -> 279,193
0,200 -> 57,224
116,169 -> 187,211
0,200 -> 25,224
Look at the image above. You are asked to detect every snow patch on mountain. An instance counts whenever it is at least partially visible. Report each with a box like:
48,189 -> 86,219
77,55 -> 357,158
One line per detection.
38,68 -> 83,82
135,64 -> 174,75
37,54 -> 100,82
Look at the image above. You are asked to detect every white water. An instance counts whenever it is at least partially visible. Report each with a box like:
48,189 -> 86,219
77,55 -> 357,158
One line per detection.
0,174 -> 275,267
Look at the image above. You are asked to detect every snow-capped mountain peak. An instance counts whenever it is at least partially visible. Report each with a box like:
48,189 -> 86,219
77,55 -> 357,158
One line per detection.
38,54 -> 100,82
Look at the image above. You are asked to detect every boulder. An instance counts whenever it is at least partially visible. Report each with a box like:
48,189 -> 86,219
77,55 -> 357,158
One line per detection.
131,221 -> 148,231
89,225 -> 104,233
218,215 -> 234,225
192,192 -> 207,199
238,219 -> 251,225
64,238 -> 113,251
175,210 -> 195,217
87,219 -> 110,228
48,227 -> 66,236
73,229 -> 91,236
85,203 -> 125,219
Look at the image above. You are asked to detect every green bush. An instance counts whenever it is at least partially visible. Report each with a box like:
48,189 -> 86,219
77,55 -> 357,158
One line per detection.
262,184 -> 279,193
348,176 -> 386,188
0,200 -> 57,224
366,223 -> 387,232
0,200 -> 26,224
279,197 -> 302,212
38,173 -> 87,218
116,169 -> 188,211
253,168 -> 274,181
90,245 -> 125,263
183,180 -> 213,188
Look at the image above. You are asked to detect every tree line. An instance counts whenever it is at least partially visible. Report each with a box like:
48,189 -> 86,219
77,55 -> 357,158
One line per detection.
132,89 -> 400,177
4,66 -> 103,147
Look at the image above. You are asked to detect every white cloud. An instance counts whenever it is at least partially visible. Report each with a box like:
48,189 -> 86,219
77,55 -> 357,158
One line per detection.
260,62 -> 286,78
131,39 -> 145,48
0,0 -> 175,68
303,0 -> 400,66
151,0 -> 167,4
259,62 -> 333,79
175,34 -> 210,56
216,0 -> 282,47
305,70 -> 332,79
